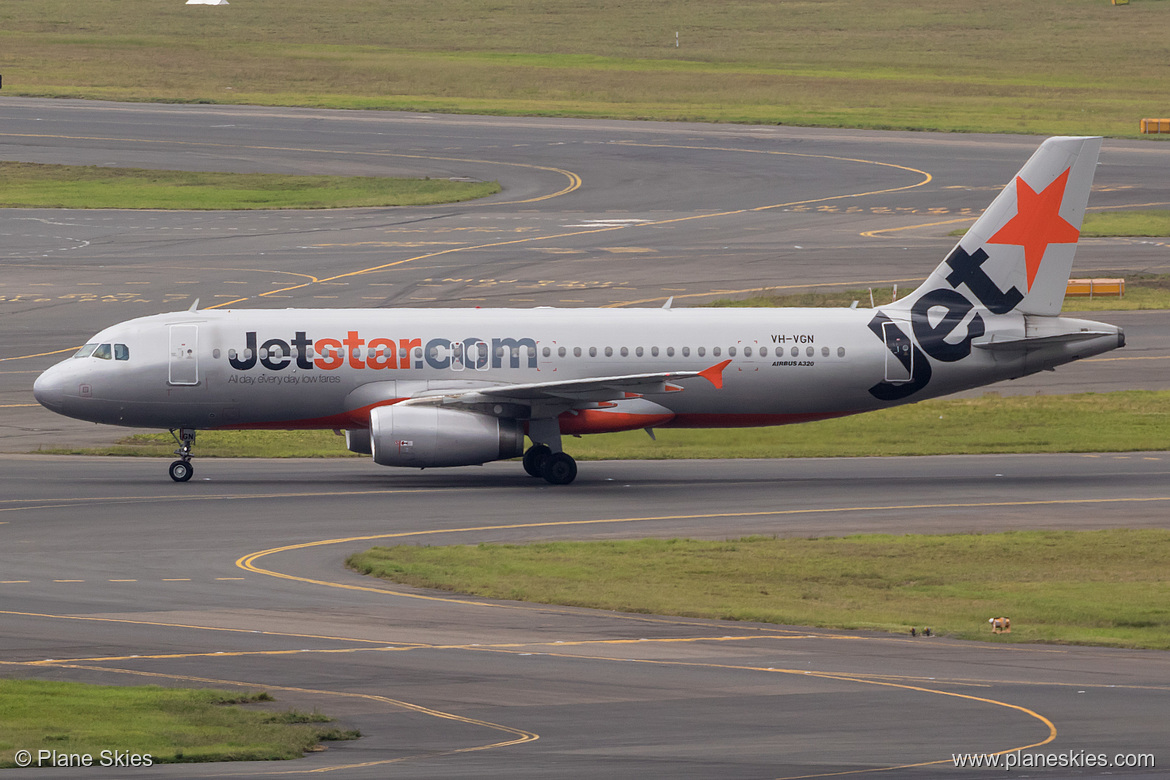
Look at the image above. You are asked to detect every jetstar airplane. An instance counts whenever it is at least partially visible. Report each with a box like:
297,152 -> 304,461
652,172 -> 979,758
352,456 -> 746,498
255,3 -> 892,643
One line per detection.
34,136 -> 1124,485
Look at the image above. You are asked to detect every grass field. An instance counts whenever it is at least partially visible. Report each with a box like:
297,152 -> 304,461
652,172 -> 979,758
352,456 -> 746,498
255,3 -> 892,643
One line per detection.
0,162 -> 499,210
952,211 -> 1170,241
347,529 -> 1170,649
0,681 -> 358,768
709,272 -> 1170,312
41,390 -> 1170,460
3,0 -> 1170,135
1082,210 -> 1170,238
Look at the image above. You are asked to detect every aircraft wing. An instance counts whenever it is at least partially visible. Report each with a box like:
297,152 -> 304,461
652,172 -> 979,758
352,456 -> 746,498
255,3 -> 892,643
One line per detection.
403,359 -> 731,410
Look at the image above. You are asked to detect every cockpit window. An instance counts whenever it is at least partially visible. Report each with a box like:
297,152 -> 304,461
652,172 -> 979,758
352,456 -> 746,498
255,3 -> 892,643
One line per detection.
74,344 -> 99,359
114,343 -> 130,361
93,343 -> 113,360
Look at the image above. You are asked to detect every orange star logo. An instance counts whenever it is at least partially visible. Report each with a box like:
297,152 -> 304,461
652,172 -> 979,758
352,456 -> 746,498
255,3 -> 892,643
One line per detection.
986,168 -> 1080,291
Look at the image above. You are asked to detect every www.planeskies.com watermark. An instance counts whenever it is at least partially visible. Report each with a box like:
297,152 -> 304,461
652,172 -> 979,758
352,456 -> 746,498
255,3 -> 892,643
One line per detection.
953,749 -> 1154,771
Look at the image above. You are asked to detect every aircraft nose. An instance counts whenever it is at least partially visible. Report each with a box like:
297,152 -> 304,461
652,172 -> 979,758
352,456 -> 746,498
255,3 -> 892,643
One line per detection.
33,365 -> 67,413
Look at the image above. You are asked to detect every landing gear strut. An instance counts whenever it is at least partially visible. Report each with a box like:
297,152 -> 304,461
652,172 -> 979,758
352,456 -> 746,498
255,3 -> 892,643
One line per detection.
168,428 -> 196,482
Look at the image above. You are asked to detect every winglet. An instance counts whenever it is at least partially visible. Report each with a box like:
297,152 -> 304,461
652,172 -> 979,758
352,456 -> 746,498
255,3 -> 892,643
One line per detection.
698,359 -> 732,390
187,298 -> 200,312
661,296 -> 673,310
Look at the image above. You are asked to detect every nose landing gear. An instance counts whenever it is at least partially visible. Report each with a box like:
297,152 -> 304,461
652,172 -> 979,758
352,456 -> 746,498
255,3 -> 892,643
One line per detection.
168,428 -> 196,482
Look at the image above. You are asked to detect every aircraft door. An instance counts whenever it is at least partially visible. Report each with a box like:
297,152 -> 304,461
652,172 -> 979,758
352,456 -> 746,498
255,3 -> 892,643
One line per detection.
168,324 -> 200,386
449,340 -> 464,372
881,321 -> 913,383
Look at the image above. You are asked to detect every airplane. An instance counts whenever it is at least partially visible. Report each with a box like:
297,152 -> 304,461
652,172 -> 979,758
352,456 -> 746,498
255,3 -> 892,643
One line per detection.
33,136 -> 1124,485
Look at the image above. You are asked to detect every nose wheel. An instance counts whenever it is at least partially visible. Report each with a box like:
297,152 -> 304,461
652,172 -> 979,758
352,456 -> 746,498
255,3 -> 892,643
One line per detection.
168,428 -> 196,482
168,459 -> 194,482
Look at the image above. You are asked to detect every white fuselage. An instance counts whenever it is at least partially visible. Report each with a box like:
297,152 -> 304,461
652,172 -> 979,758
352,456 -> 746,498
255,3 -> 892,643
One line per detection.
33,304 -> 1122,434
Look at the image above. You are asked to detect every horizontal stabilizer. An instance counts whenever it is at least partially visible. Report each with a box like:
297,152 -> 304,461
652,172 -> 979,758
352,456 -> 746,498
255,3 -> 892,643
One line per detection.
974,330 -> 1118,351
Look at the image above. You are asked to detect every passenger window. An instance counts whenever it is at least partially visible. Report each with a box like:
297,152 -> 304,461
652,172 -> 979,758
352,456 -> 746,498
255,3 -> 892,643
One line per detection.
822,346 -> 830,357
574,347 -> 582,357
542,347 -> 551,358
620,347 -> 628,357
651,346 -> 659,357
759,346 -> 767,357
93,343 -> 112,360
636,346 -> 644,357
558,347 -> 566,358
667,347 -> 675,357
682,346 -> 690,357
605,347 -> 613,357
589,347 -> 597,357
791,346 -> 799,357
806,346 -> 815,357
74,344 -> 98,359
742,346 -> 750,357
838,347 -> 846,357
698,346 -> 706,357
713,346 -> 721,357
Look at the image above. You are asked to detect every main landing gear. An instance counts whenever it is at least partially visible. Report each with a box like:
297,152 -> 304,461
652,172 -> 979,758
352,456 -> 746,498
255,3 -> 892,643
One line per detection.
524,417 -> 577,485
168,427 -> 196,482
522,443 -> 578,485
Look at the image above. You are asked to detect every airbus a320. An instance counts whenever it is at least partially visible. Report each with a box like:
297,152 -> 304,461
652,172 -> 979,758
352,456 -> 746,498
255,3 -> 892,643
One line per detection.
34,136 -> 1123,484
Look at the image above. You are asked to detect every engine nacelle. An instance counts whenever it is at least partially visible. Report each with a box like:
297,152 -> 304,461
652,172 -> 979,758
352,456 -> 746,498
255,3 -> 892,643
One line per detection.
369,405 -> 524,468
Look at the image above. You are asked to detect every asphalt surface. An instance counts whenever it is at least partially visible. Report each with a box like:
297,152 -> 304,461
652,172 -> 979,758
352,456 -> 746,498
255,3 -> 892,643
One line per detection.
1,99 -> 1168,778
3,454 -> 1169,779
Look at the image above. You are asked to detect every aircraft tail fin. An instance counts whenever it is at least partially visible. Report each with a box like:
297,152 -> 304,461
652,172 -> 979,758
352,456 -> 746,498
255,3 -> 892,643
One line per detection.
906,136 -> 1102,316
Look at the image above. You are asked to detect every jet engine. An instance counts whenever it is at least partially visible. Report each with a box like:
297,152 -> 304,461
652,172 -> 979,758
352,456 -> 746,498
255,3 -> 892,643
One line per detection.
368,405 -> 524,468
